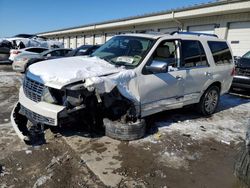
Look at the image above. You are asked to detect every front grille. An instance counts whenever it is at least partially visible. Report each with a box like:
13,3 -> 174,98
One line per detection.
20,105 -> 55,125
236,68 -> 250,77
23,76 -> 44,102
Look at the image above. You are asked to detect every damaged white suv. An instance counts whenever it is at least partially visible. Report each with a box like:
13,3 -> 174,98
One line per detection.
11,32 -> 234,143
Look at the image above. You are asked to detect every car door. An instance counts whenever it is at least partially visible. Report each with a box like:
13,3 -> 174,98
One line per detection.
179,40 -> 211,103
138,39 -> 186,117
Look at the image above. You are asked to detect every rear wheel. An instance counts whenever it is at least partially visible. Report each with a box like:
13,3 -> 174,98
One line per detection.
197,86 -> 220,116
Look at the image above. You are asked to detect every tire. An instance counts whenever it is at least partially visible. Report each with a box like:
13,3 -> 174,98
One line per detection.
234,144 -> 250,186
104,119 -> 146,141
197,85 -> 220,116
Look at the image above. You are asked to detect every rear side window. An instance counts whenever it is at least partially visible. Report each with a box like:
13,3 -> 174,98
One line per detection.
26,48 -> 47,53
50,50 -> 63,56
181,40 -> 208,68
208,41 -> 233,65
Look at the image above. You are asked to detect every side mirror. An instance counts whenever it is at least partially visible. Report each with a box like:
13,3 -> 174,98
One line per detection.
146,60 -> 168,73
46,54 -> 52,57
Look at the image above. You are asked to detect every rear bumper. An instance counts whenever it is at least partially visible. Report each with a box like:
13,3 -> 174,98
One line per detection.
12,65 -> 25,72
12,61 -> 28,73
232,75 -> 250,89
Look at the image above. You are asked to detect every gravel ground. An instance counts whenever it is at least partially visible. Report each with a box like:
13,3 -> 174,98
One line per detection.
0,64 -> 249,188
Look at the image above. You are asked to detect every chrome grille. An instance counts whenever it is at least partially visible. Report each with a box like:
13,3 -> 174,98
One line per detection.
23,76 -> 44,102
236,68 -> 250,77
20,105 -> 55,125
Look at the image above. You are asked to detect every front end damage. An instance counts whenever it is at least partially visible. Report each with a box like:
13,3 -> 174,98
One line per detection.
11,73 -> 142,144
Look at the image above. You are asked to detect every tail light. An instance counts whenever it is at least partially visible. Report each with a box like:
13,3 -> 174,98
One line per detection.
231,67 -> 236,76
11,50 -> 21,55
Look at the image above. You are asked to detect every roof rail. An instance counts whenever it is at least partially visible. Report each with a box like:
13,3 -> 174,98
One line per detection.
170,31 -> 218,38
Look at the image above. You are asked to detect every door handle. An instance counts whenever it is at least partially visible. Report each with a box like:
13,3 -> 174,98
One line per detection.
205,72 -> 212,76
176,75 -> 183,80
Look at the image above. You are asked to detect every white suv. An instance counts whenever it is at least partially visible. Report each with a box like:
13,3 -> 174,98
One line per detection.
11,32 -> 234,143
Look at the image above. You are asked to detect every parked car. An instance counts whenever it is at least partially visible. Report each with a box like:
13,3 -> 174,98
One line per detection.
66,45 -> 100,57
0,40 -> 16,63
0,46 -> 11,64
11,32 -> 234,144
13,34 -> 47,41
12,48 -> 72,73
13,45 -> 99,73
9,47 -> 48,61
231,51 -> 250,90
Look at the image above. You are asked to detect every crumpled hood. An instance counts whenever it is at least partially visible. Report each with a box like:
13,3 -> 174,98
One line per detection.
27,56 -> 122,88
26,56 -> 138,102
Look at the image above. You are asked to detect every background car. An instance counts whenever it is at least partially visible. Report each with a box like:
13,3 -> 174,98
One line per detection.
13,34 -> 47,41
231,51 -> 250,91
12,48 -> 72,73
0,41 -> 12,63
9,47 -> 48,61
0,33 -> 64,52
66,45 -> 100,57
14,45 -> 99,73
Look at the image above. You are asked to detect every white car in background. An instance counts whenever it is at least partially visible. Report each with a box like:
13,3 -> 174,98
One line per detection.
12,48 -> 72,73
11,32 -> 235,144
9,47 -> 48,61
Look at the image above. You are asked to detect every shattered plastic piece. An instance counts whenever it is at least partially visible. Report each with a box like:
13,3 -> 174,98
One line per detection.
154,132 -> 163,140
182,133 -> 191,138
221,140 -> 230,145
0,166 -> 10,177
25,150 -> 32,154
33,173 -> 53,188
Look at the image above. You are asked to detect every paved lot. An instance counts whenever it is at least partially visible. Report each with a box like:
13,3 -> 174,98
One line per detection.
0,64 -> 250,188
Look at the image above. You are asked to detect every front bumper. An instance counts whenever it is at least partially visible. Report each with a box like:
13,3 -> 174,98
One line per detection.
18,87 -> 65,126
232,75 -> 250,89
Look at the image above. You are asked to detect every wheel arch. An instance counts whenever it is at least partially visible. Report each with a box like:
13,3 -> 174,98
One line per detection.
208,81 -> 221,93
198,81 -> 222,102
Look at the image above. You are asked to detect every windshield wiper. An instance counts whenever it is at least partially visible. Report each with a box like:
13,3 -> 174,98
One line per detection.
115,61 -> 134,67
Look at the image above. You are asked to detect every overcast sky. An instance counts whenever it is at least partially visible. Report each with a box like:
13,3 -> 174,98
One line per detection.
0,0 -> 214,37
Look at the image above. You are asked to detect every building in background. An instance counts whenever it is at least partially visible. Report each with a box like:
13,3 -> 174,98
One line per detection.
38,0 -> 250,56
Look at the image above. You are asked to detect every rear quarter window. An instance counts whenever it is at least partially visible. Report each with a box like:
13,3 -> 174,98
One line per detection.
208,41 -> 233,65
26,48 -> 47,53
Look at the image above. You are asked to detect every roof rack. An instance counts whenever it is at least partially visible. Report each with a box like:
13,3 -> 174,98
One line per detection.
170,31 -> 218,38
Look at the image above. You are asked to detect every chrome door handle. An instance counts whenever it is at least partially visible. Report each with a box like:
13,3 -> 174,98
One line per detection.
205,72 -> 212,76
176,75 -> 183,80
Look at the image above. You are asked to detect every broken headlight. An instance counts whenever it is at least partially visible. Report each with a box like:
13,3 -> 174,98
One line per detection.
41,87 -> 57,104
41,87 -> 65,105
65,83 -> 92,108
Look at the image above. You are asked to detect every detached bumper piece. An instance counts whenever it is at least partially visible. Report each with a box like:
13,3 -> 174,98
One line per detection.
11,103 -> 45,145
11,103 -> 28,141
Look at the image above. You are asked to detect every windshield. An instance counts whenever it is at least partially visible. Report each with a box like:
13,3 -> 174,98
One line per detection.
242,51 -> 250,59
91,36 -> 155,67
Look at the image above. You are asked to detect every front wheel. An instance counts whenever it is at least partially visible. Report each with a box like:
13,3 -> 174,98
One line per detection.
104,119 -> 146,141
197,86 -> 220,116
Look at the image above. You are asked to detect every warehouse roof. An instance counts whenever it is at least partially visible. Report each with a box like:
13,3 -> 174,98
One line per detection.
37,0 -> 243,35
